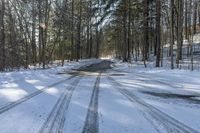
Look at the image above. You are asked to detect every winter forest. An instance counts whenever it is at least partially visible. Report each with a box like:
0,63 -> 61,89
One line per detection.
1,1 -> 200,133
0,0 -> 199,71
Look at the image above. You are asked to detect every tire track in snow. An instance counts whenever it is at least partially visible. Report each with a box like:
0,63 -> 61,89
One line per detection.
0,75 -> 77,115
132,73 -> 200,101
112,69 -> 177,88
107,76 -> 200,133
39,76 -> 82,133
134,73 -> 181,89
112,69 -> 200,97
82,73 -> 101,133
113,70 -> 189,92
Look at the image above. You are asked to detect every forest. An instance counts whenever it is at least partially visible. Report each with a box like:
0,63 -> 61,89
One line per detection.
0,0 -> 200,71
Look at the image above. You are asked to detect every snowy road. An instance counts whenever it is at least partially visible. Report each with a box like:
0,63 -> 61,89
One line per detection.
0,60 -> 200,133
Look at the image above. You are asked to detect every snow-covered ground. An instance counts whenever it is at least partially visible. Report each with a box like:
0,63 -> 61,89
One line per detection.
0,59 -> 200,133
111,61 -> 200,132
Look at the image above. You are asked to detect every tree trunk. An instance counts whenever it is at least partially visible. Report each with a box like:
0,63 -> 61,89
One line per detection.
170,0 -> 174,69
122,0 -> 128,62
144,0 -> 149,60
32,0 -> 36,66
76,0 -> 82,61
176,0 -> 184,67
0,0 -> 5,71
70,0 -> 74,61
127,0 -> 131,61
193,1 -> 197,34
156,0 -> 161,67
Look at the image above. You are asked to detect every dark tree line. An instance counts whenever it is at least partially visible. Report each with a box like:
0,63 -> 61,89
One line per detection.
0,0 -> 107,71
0,0 -> 200,71
101,0 -> 200,70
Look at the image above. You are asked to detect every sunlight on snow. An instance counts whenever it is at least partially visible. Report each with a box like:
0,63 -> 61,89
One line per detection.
1,83 -> 18,88
26,80 -> 39,84
0,89 -> 28,101
99,83 -> 110,88
44,87 -> 59,95
100,56 -> 112,60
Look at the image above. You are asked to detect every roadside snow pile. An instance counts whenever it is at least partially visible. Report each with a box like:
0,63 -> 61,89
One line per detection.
112,59 -> 200,88
193,33 -> 200,43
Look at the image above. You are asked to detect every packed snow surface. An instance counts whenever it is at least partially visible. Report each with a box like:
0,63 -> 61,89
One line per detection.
0,59 -> 200,133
